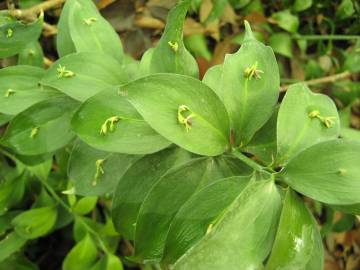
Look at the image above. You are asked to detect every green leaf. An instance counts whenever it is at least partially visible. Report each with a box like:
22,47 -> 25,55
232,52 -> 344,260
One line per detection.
336,0 -> 355,20
220,21 -> 279,145
0,175 -> 25,215
112,147 -> 192,239
0,65 -> 59,115
244,107 -> 278,165
56,0 -> 76,57
162,176 -> 251,264
133,157 -> 252,262
265,189 -> 323,270
90,254 -> 123,270
184,34 -> 212,61
17,41 -> 44,67
26,158 -> 52,181
0,211 -> 20,236
125,73 -> 230,156
72,196 -> 98,215
271,10 -> 299,33
268,33 -> 293,58
331,203 -> 360,215
202,64 -> 223,100
276,84 -> 340,164
205,0 -> 228,23
0,13 -> 43,58
141,0 -> 199,78
68,140 -> 139,196
63,234 -> 98,270
71,87 -> 171,154
12,206 -> 57,239
40,52 -> 128,101
67,0 -> 124,63
279,139 -> 360,205
0,254 -> 39,270
1,96 -> 79,155
0,113 -> 12,126
173,179 -> 281,269
293,0 -> 312,12
0,232 -> 27,263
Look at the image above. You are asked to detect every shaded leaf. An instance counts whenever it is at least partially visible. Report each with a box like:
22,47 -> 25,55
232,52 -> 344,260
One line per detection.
0,232 -> 27,263
173,179 -> 281,269
112,147 -> 192,239
68,140 -> 139,196
17,41 -> 44,67
162,176 -> 251,264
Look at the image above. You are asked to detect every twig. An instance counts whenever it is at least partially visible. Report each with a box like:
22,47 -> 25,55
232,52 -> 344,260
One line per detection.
280,71 -> 353,92
43,22 -> 58,36
10,0 -> 65,20
43,57 -> 54,67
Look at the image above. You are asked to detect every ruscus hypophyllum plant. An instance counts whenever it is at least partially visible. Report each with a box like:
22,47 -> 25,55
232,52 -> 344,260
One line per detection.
0,0 -> 359,269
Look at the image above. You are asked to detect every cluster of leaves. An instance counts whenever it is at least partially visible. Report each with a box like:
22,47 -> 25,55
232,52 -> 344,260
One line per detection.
0,0 -> 360,269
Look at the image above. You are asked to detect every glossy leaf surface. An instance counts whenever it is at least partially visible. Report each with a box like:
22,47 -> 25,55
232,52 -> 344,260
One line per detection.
173,179 -> 281,269
265,189 -> 323,270
163,176 -> 251,264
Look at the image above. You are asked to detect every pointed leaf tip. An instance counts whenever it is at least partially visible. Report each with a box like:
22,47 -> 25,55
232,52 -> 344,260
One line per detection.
244,20 -> 255,41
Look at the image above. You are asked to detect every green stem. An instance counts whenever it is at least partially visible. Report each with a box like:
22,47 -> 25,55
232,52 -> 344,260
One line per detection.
231,149 -> 265,173
40,178 -> 110,254
292,35 -> 360,41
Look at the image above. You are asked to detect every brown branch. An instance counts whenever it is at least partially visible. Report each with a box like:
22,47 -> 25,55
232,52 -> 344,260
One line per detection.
10,0 -> 65,20
280,71 -> 353,92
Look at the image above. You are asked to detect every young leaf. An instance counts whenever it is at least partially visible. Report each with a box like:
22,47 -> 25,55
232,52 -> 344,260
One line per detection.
17,41 -> 44,67
0,13 -> 43,58
68,140 -> 139,196
112,147 -> 192,239
279,139 -> 360,205
124,73 -> 230,156
271,10 -> 299,33
277,83 -> 340,165
67,0 -> 124,63
12,206 -> 58,239
133,157 -> 252,262
0,232 -> 27,262
173,179 -> 281,269
62,234 -> 98,270
0,65 -> 59,115
265,189 -> 323,270
72,196 -> 98,215
1,96 -> 79,155
140,0 -> 199,78
220,21 -> 279,146
162,176 -> 251,264
40,52 -> 128,101
71,87 -> 171,154
268,33 -> 293,58
90,254 -> 123,270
